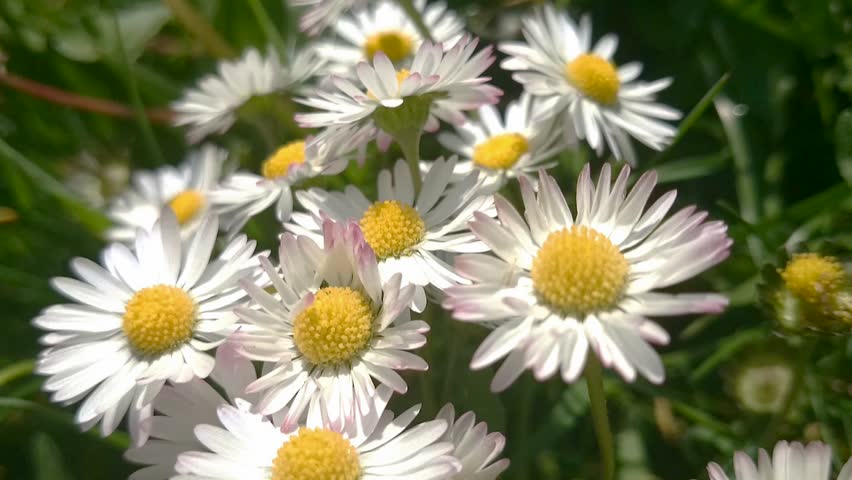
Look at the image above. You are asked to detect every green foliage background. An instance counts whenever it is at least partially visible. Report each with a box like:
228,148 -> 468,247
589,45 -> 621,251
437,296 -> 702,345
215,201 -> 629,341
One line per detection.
1,0 -> 851,479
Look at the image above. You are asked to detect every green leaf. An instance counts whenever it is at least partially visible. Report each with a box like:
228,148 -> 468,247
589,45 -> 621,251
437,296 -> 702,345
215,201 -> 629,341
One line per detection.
31,433 -> 73,480
94,2 -> 170,62
51,27 -> 100,62
836,109 -> 852,186
656,150 -> 730,184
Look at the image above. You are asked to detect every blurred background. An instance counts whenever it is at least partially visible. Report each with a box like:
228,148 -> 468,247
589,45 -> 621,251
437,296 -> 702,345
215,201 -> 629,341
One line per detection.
1,0 -> 851,478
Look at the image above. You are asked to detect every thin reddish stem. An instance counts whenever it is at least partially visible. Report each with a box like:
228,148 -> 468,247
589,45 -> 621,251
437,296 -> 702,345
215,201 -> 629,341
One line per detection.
0,70 -> 173,123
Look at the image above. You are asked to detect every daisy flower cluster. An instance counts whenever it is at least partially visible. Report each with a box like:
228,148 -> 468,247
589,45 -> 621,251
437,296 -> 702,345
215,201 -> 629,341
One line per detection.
34,1 -> 852,479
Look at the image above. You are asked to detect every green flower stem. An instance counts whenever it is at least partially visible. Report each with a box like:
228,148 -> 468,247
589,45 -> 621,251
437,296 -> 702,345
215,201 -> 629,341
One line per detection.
110,2 -> 165,166
585,354 -> 616,480
397,128 -> 423,192
396,0 -> 433,42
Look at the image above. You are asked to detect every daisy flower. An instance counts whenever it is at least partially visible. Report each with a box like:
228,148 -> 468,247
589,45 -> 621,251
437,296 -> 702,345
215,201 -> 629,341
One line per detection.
436,404 -> 510,479
295,35 -> 501,151
208,126 -> 371,232
315,0 -> 464,73
437,92 -> 566,191
125,343 -> 258,479
232,220 -> 429,431
33,211 -> 262,444
499,6 -> 681,163
444,165 -> 732,391
707,441 -> 852,480
174,385 -> 460,480
290,0 -> 363,36
287,157 -> 494,312
106,145 -> 225,243
173,48 -> 324,143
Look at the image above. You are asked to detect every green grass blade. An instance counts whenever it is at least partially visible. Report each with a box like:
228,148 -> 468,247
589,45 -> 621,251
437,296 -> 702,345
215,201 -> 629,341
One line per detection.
247,0 -> 289,62
655,73 -> 730,163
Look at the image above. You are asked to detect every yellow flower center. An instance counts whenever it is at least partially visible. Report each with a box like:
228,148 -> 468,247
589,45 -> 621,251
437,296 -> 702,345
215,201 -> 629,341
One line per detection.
122,285 -> 196,356
364,30 -> 414,63
564,54 -> 621,105
531,225 -> 629,315
780,253 -> 846,305
359,200 -> 425,259
293,287 -> 374,365
271,428 -> 361,480
262,141 -> 306,179
472,133 -> 529,170
168,190 -> 205,225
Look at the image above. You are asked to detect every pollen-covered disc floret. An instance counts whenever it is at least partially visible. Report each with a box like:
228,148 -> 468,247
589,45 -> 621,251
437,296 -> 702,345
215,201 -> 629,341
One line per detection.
262,141 -> 307,179
293,287 -> 374,365
780,253 -> 846,305
359,200 -> 426,259
365,30 -> 414,62
565,54 -> 621,105
272,428 -> 361,480
122,284 -> 197,356
531,225 -> 629,314
473,133 -> 530,170
168,190 -> 205,225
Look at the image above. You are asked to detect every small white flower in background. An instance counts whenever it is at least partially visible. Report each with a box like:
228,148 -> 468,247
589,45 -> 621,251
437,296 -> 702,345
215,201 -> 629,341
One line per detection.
296,35 -> 501,151
174,385 -> 461,480
287,157 -> 494,312
33,211 -> 263,445
315,0 -> 464,74
436,92 -> 567,192
436,404 -> 510,480
208,125 -> 371,233
290,0 -> 364,36
499,5 -> 681,164
707,441 -> 852,480
172,48 -> 325,143
232,220 -> 429,430
106,145 -> 225,243
125,344 -> 258,479
445,165 -> 732,391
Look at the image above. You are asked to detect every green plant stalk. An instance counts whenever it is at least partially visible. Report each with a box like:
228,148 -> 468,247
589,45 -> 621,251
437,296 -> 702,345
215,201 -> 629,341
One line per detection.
715,95 -> 765,264
586,354 -> 616,480
0,360 -> 35,387
110,3 -> 165,166
162,0 -> 236,58
655,73 -> 730,164
396,0 -> 434,42
397,128 -> 423,192
247,0 -> 289,63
